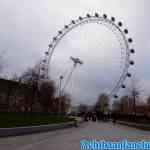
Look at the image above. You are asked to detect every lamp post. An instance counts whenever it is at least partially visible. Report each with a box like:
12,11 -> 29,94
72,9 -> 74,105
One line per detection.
59,75 -> 63,114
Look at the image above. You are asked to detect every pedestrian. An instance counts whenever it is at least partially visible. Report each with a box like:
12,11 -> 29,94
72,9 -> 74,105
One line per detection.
112,112 -> 117,124
74,119 -> 79,127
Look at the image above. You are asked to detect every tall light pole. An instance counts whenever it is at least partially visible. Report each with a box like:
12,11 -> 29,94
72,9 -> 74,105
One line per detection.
59,75 -> 63,97
59,75 -> 63,114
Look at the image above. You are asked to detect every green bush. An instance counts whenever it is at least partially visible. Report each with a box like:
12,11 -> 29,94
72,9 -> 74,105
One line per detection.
0,112 -> 74,128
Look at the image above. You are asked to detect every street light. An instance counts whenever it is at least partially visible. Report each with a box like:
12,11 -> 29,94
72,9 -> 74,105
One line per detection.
59,75 -> 63,97
59,75 -> 63,114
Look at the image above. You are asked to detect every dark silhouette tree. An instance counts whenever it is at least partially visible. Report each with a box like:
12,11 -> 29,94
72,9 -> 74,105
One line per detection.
127,78 -> 141,116
0,50 -> 6,74
11,73 -> 20,82
59,94 -> 71,114
39,80 -> 56,112
96,93 -> 110,113
20,65 -> 40,112
78,103 -> 88,116
112,100 -> 121,112
147,96 -> 150,105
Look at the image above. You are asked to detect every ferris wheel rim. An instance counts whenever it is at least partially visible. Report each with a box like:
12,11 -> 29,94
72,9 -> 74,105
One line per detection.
40,13 -> 135,98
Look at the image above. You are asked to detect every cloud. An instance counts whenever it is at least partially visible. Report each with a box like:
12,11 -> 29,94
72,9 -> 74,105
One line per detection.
0,0 -> 150,105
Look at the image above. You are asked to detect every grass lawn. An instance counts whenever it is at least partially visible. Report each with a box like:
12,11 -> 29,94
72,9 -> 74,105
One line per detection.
0,112 -> 75,128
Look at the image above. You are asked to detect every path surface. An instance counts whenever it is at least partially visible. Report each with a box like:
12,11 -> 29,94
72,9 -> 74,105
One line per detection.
0,121 -> 150,150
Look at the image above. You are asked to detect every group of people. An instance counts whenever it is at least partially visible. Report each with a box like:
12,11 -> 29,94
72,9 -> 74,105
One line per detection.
84,111 -> 117,123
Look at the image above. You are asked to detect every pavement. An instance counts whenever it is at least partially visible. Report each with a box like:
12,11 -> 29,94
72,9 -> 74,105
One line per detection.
0,121 -> 150,150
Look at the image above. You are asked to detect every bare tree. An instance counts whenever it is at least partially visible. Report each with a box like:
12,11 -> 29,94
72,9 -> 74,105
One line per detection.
127,78 -> 141,116
96,93 -> 110,113
20,65 -> 41,112
112,100 -> 120,112
60,94 -> 71,114
0,50 -> 6,73
21,68 -> 39,85
39,80 -> 56,112
119,95 -> 131,113
11,73 -> 20,81
78,103 -> 88,115
0,54 -> 3,72
146,96 -> 150,105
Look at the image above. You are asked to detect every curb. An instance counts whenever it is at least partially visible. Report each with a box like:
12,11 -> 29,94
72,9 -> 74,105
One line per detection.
0,121 -> 76,137
116,120 -> 150,131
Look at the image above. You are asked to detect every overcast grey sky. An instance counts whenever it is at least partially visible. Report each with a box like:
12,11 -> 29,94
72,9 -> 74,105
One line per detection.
0,0 -> 150,105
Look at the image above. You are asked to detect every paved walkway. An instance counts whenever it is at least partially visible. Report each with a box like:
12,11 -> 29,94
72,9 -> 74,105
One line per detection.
0,121 -> 150,150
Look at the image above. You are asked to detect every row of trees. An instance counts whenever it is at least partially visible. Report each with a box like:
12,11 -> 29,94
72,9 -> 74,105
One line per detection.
20,64 -> 71,113
0,58 -> 71,113
77,79 -> 149,117
77,93 -> 110,116
112,94 -> 150,114
94,93 -> 109,113
112,79 -> 150,117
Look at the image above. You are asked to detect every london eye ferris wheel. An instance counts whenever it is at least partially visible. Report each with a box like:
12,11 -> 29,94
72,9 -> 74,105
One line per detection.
40,13 -> 135,100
